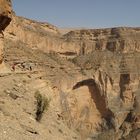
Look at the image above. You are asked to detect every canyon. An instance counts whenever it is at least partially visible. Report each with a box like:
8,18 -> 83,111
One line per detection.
0,0 -> 140,140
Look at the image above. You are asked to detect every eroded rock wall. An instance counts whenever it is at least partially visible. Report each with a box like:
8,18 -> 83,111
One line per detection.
5,19 -> 140,59
63,27 -> 140,54
61,51 -> 140,139
0,0 -> 12,65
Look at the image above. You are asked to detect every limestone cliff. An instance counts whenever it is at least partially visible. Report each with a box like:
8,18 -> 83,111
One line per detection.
0,2 -> 140,140
69,51 -> 140,139
5,20 -> 140,58
62,27 -> 140,56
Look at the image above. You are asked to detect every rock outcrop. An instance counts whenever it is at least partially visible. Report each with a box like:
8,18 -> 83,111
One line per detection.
63,27 -> 140,54
5,15 -> 79,58
0,0 -> 12,66
5,21 -> 140,58
70,51 -> 140,139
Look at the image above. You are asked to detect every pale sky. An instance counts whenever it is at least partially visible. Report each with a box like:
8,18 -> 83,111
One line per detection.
12,0 -> 140,28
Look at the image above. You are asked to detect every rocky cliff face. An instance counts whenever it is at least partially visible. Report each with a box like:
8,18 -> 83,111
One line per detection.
1,2 -> 140,140
5,20 -> 140,58
5,15 -> 80,58
63,28 -> 140,54
70,51 -> 140,139
0,0 -> 12,68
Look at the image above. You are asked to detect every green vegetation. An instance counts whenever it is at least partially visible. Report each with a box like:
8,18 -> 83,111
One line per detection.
34,91 -> 50,121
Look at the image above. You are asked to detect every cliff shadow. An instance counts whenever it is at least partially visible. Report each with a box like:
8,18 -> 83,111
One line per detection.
73,79 -> 114,128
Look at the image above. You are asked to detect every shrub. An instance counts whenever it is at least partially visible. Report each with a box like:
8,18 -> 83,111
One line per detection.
34,91 -> 50,121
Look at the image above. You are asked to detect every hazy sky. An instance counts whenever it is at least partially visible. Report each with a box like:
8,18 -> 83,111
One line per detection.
12,0 -> 140,28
